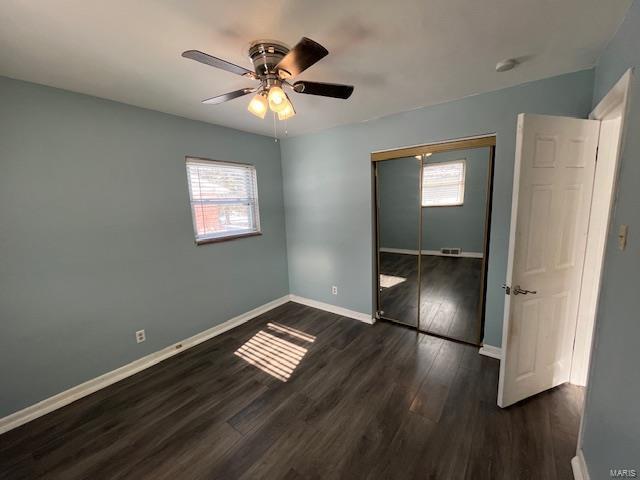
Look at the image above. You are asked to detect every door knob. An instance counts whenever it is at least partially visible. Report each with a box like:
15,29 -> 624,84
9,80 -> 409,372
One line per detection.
513,285 -> 537,295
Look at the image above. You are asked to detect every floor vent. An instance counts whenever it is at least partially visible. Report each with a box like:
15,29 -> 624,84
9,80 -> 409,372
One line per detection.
441,248 -> 462,255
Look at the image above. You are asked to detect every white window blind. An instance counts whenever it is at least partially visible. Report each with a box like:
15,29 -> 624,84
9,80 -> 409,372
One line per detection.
185,157 -> 261,244
422,160 -> 466,207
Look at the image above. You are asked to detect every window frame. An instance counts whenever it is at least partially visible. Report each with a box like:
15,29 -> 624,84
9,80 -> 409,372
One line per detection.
185,156 -> 262,245
421,158 -> 466,208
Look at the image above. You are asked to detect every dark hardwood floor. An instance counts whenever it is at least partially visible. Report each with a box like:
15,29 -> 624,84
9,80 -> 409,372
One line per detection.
0,302 -> 584,480
380,252 -> 483,344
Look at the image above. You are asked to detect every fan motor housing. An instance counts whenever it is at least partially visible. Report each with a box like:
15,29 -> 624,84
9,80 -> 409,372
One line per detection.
248,40 -> 289,77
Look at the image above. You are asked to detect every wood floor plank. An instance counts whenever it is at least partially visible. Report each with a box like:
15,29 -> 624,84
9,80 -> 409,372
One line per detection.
367,411 -> 436,480
414,349 -> 485,479
409,340 -> 465,422
548,386 -> 584,480
238,420 -> 319,480
463,356 -> 515,479
205,392 -> 311,480
335,383 -> 420,479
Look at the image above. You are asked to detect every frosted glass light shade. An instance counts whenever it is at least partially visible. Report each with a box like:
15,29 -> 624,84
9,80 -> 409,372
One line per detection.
277,99 -> 296,120
247,93 -> 268,119
267,86 -> 287,113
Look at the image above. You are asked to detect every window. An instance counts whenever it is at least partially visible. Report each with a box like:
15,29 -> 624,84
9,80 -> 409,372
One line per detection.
421,159 -> 466,207
185,157 -> 260,244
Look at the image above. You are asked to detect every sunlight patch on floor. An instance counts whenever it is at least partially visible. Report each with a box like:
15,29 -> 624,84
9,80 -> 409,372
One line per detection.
379,274 -> 406,288
235,324 -> 316,381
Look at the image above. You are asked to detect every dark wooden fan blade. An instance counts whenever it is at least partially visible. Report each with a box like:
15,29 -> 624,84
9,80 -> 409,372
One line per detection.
182,50 -> 256,78
275,38 -> 328,77
202,88 -> 254,105
292,81 -> 354,99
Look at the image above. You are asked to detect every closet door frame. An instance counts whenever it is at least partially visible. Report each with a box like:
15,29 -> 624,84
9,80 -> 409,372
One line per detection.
372,135 -> 496,345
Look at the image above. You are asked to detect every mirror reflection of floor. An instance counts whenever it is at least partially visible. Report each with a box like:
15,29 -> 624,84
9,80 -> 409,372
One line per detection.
379,252 -> 419,327
379,252 -> 482,344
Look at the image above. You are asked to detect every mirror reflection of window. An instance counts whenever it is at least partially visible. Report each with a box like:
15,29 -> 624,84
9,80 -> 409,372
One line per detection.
422,160 -> 466,207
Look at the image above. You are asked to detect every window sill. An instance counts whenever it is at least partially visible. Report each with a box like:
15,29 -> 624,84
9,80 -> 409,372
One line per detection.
422,203 -> 464,208
195,231 -> 262,245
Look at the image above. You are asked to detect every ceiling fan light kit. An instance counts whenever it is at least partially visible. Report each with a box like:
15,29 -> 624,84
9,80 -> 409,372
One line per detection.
182,37 -> 354,122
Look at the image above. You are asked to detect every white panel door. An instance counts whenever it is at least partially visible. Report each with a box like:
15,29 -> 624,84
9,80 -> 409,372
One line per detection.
498,114 -> 599,408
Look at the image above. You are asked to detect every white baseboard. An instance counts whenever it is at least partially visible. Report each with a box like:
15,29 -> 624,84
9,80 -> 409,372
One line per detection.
422,249 -> 484,259
379,247 -> 419,255
380,247 -> 483,259
288,294 -> 375,325
479,344 -> 502,360
0,295 -> 291,435
571,449 -> 591,480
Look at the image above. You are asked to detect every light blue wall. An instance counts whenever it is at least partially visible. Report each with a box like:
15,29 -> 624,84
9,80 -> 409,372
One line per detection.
377,158 -> 421,251
0,76 -> 289,417
580,0 -> 640,476
377,148 -> 489,253
281,69 -> 594,346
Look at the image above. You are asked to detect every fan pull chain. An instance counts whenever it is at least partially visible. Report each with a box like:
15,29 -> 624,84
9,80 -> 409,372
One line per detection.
273,111 -> 278,142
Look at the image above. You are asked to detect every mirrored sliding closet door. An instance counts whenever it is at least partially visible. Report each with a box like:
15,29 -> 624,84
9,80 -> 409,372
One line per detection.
374,137 -> 495,345
418,147 -> 492,345
376,157 -> 421,327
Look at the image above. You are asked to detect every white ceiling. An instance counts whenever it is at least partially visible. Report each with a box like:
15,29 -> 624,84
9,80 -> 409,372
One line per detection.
0,0 -> 632,137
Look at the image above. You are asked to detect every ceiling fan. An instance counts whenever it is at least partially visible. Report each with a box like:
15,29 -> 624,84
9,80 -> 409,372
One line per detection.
182,37 -> 354,121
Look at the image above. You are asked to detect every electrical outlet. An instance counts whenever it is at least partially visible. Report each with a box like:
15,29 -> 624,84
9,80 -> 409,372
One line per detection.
135,329 -> 146,343
332,285 -> 338,295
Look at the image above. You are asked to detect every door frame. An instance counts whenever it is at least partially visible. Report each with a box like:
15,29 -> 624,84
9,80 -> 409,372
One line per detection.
371,134 -> 496,345
572,68 -> 633,476
570,69 -> 633,386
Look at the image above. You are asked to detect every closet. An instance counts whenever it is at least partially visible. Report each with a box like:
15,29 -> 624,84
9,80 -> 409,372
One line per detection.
373,136 -> 495,345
